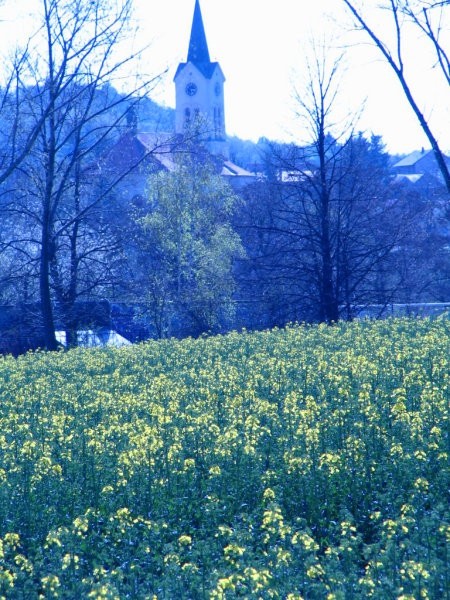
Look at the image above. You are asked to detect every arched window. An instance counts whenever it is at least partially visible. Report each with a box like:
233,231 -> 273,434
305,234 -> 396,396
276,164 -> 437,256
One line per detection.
214,107 -> 221,137
184,107 -> 191,128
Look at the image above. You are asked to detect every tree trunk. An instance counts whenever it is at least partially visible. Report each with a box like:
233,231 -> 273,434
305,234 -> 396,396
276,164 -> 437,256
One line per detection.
40,212 -> 58,350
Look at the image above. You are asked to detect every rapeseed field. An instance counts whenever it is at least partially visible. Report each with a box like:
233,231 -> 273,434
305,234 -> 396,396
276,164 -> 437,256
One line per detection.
0,318 -> 449,598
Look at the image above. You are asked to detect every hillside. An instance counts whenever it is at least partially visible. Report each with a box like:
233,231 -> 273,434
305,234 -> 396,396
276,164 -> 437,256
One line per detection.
0,318 -> 449,597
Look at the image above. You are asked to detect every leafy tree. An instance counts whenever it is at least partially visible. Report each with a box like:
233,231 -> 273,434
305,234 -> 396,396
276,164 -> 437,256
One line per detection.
133,148 -> 244,338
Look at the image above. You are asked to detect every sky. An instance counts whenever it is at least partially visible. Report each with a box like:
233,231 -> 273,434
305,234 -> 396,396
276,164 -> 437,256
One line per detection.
0,0 -> 448,155
134,0 -> 449,155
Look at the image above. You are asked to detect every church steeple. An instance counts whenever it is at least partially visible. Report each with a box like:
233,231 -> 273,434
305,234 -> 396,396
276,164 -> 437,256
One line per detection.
187,0 -> 210,65
174,0 -> 228,157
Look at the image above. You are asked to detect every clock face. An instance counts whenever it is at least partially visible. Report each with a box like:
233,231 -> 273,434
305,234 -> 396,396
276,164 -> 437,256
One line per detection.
185,82 -> 198,96
214,82 -> 221,96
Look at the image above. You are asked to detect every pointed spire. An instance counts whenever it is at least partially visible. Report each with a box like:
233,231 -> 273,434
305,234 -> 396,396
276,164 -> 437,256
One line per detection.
187,0 -> 211,64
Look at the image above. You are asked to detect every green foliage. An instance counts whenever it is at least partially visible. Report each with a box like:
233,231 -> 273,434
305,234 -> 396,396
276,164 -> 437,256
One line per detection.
0,317 -> 449,597
135,150 -> 244,337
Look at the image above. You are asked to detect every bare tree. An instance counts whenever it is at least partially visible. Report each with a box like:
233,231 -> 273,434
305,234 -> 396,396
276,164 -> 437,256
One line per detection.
403,1 -> 450,85
237,50 -> 406,325
1,0 -> 161,350
341,0 -> 450,193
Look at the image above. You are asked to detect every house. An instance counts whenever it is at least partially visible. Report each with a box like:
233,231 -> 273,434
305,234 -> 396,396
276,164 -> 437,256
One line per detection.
392,148 -> 450,185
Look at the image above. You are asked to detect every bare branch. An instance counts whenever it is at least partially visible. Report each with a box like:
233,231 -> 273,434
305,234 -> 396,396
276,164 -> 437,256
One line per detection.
342,0 -> 450,193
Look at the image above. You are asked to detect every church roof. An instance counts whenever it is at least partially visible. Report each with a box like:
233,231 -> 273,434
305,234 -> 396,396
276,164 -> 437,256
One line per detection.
97,130 -> 254,183
174,0 -> 220,80
174,61 -> 220,81
188,0 -> 210,64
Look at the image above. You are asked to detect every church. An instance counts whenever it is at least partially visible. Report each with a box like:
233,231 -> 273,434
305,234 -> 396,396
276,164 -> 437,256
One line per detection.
174,0 -> 228,158
101,0 -> 254,193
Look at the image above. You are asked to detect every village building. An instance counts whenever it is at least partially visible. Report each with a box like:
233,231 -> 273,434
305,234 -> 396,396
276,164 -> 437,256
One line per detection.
392,148 -> 450,186
99,0 -> 255,196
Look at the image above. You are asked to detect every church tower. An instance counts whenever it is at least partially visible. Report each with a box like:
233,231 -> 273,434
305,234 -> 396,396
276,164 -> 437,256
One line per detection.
174,0 -> 228,157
